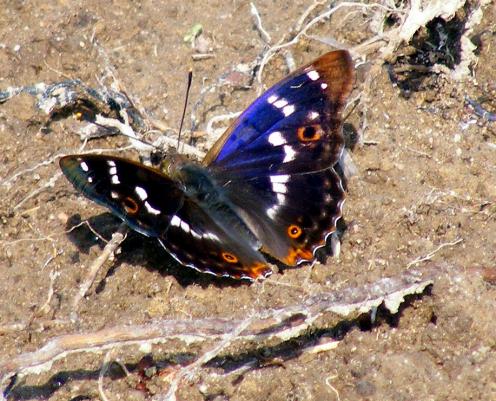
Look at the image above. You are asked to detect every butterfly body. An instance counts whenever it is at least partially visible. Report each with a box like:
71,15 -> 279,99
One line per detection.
60,50 -> 354,280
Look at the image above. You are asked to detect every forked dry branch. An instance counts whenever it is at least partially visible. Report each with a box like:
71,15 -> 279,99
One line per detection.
0,266 -> 436,400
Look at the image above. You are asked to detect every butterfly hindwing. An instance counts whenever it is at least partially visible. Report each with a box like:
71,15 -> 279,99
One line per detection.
220,168 -> 345,265
158,197 -> 271,280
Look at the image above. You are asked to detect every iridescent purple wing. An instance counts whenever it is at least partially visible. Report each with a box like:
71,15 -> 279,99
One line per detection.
204,50 -> 354,266
203,50 -> 353,174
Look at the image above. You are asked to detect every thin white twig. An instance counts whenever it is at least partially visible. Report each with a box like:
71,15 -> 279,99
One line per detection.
158,317 -> 254,401
1,138 -> 87,188
294,0 -> 328,32
70,223 -> 129,312
1,158 -> 60,188
37,270 -> 59,315
94,114 -> 152,153
98,351 -> 113,401
257,2 -> 378,84
325,372 -> 341,401
13,172 -> 63,212
205,111 -> 241,137
250,3 -> 272,44
407,238 -> 463,268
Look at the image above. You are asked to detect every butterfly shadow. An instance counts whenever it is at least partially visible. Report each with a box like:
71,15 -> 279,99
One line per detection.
64,213 -> 250,290
4,351 -> 197,401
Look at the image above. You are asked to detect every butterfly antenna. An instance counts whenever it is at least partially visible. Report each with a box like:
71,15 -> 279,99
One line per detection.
177,69 -> 193,150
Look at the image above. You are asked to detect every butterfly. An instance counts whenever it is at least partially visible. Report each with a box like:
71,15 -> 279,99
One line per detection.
60,50 -> 354,281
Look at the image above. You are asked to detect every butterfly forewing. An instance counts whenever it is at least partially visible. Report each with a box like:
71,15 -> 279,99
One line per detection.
204,50 -> 353,174
60,155 -> 184,237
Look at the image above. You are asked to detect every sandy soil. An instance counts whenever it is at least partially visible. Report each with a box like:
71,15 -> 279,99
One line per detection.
0,1 -> 495,400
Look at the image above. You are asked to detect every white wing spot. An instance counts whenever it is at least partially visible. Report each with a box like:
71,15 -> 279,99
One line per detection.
282,104 -> 295,116
107,160 -> 116,167
135,186 -> 148,200
111,175 -> 120,184
272,182 -> 287,193
270,175 -> 290,183
80,162 -> 89,172
171,215 -> 181,227
268,131 -> 286,146
180,220 -> 190,233
144,201 -> 161,215
266,205 -> 278,219
191,229 -> 202,239
273,98 -> 288,109
111,191 -> 119,199
267,193 -> 287,218
321,83 -> 328,90
267,94 -> 278,104
283,145 -> 296,163
308,111 -> 319,120
109,166 -> 117,175
307,70 -> 320,81
203,232 -> 220,241
87,176 -> 93,183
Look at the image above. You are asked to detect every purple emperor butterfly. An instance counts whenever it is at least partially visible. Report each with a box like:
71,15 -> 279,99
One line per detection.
60,50 -> 354,280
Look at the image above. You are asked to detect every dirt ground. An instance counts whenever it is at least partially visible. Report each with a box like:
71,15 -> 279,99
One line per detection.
0,1 -> 495,400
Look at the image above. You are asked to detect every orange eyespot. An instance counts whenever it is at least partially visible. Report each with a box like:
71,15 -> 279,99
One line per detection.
74,111 -> 84,121
221,252 -> 239,264
287,224 -> 303,239
297,125 -> 322,142
123,196 -> 139,214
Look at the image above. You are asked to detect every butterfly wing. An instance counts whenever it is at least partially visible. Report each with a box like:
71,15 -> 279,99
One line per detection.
60,155 -> 271,280
205,50 -> 354,265
203,50 -> 353,173
220,168 -> 345,266
158,197 -> 271,280
60,155 -> 185,237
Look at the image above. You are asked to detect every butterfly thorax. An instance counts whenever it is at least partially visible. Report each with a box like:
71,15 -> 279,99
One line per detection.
158,150 -> 192,178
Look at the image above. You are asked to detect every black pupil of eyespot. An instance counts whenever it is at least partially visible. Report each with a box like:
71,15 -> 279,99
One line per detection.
124,198 -> 135,209
303,126 -> 315,138
291,227 -> 298,234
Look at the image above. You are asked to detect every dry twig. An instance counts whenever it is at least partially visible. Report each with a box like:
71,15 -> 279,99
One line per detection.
0,267 -> 435,398
406,238 -> 463,268
158,317 -> 254,401
70,223 -> 129,313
